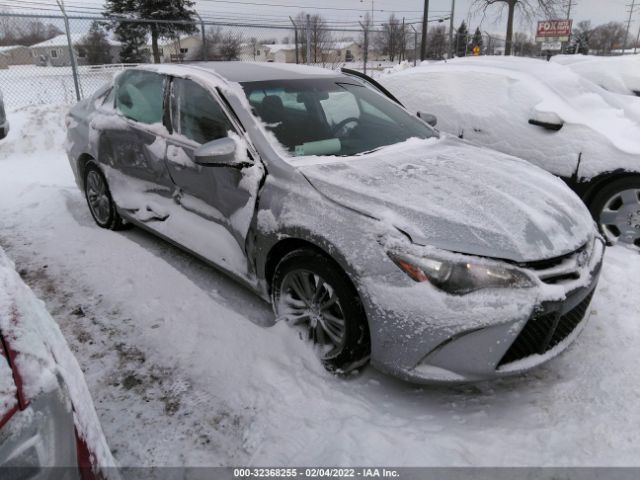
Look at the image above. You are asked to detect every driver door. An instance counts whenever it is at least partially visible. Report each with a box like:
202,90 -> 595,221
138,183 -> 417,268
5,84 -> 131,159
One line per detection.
160,77 -> 264,278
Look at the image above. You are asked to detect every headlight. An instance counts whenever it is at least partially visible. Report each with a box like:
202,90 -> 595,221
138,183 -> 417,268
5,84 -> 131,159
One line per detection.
388,251 -> 535,295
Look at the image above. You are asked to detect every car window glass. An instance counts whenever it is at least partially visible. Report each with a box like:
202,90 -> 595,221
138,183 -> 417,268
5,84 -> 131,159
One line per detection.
115,70 -> 165,124
360,98 -> 393,122
170,78 -> 234,144
248,88 -> 306,112
320,91 -> 360,127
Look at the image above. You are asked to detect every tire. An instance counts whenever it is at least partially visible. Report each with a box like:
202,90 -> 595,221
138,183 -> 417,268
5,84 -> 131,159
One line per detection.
589,176 -> 640,250
83,162 -> 128,231
271,248 -> 371,373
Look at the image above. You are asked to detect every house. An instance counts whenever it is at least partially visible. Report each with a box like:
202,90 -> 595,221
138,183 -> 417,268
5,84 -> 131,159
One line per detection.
0,45 -> 32,66
159,35 -> 203,63
0,53 -> 7,69
30,34 -> 121,67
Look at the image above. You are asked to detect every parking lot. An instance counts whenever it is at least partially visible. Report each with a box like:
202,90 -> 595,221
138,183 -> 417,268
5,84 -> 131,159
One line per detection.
1,104 -> 640,467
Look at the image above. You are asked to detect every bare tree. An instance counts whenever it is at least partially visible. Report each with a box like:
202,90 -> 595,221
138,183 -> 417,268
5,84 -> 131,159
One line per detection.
426,25 -> 448,59
473,0 -> 562,55
572,20 -> 592,54
75,21 -> 113,65
0,15 -> 62,46
198,26 -> 243,60
512,32 -> 538,56
590,22 -> 626,55
295,12 -> 334,64
376,14 -> 407,62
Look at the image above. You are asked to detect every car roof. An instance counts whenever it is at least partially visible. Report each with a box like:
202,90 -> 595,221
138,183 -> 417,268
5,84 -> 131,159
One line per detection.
142,61 -> 342,83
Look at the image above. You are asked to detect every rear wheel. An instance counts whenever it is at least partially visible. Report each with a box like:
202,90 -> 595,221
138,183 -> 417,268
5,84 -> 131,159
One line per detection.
272,248 -> 370,373
589,177 -> 640,251
84,162 -> 128,230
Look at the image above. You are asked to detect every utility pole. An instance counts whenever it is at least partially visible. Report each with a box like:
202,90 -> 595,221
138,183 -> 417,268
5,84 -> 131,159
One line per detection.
289,16 -> 299,64
306,14 -> 311,65
420,0 -> 429,60
359,21 -> 368,75
624,0 -> 637,54
401,16 -> 405,63
410,24 -> 418,65
195,12 -> 206,61
565,0 -> 574,53
636,22 -> 640,54
56,0 -> 80,101
448,0 -> 456,59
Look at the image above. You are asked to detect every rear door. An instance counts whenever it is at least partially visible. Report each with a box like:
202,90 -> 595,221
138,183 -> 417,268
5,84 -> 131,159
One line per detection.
160,76 -> 265,278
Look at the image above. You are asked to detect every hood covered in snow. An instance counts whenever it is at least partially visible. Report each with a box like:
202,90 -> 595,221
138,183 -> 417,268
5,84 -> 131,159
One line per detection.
297,137 -> 594,262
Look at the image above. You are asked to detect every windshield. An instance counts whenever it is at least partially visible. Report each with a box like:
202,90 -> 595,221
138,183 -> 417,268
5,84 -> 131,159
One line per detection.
241,77 -> 435,157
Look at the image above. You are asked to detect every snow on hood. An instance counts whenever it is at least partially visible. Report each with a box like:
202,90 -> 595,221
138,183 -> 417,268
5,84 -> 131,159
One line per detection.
295,137 -> 594,262
389,57 -> 640,156
0,248 -> 117,474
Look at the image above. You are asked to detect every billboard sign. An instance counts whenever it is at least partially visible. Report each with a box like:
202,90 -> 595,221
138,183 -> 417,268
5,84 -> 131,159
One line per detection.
536,19 -> 572,40
541,41 -> 563,51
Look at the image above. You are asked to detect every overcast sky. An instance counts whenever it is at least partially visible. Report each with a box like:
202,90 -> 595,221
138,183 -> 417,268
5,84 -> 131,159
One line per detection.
2,0 -> 637,39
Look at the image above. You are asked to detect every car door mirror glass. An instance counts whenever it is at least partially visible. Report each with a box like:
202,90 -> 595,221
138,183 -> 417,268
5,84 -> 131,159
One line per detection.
194,137 -> 245,167
528,110 -> 564,131
417,111 -> 437,127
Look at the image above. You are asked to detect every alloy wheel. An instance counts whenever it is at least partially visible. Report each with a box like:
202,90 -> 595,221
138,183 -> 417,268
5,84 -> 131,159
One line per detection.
86,169 -> 111,225
599,188 -> 640,250
279,269 -> 347,355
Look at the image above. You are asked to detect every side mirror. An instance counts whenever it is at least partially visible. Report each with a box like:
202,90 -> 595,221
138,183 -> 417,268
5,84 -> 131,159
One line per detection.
528,110 -> 564,131
194,137 -> 247,167
417,111 -> 438,127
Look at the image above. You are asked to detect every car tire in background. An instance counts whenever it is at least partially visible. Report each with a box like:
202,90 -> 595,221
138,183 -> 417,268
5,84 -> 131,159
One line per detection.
83,162 -> 128,231
271,248 -> 371,373
589,176 -> 640,250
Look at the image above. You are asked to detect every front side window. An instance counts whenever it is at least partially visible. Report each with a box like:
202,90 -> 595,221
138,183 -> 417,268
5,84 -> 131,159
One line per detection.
170,77 -> 234,144
242,78 -> 435,157
115,70 -> 165,125
50,49 -> 58,58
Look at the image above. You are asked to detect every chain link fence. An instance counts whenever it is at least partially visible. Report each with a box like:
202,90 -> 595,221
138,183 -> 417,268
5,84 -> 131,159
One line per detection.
0,11 -> 502,111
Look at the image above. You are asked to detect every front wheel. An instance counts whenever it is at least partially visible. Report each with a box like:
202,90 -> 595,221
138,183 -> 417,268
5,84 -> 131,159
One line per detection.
271,248 -> 370,373
84,162 -> 128,230
589,177 -> 640,251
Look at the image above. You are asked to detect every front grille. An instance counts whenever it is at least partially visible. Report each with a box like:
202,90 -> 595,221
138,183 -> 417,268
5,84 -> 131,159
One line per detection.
497,289 -> 595,367
520,241 -> 591,285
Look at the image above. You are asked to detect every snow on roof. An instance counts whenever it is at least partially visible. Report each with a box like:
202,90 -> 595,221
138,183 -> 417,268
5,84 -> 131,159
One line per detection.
384,56 -> 640,156
551,54 -> 640,96
263,43 -> 296,53
30,33 -> 121,48
0,45 -> 27,52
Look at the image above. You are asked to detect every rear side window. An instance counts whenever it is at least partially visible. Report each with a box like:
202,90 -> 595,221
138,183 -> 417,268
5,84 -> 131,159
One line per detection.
170,78 -> 234,144
115,70 -> 165,124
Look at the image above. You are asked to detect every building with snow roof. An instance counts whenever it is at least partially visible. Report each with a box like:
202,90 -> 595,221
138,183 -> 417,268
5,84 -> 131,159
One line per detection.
0,45 -> 31,66
30,34 -> 122,67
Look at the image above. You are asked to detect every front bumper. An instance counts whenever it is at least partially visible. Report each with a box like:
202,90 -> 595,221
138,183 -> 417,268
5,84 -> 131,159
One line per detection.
364,237 -> 605,383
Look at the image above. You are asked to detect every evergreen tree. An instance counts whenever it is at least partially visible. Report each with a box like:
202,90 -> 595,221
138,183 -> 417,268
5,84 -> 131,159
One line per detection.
76,21 -> 113,65
470,27 -> 483,55
454,21 -> 468,57
105,0 -> 197,64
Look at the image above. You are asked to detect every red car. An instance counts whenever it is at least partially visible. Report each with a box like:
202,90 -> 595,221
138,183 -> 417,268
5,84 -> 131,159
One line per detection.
0,248 -> 116,479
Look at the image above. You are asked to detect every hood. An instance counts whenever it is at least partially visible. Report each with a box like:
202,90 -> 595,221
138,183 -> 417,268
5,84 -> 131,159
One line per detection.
297,137 -> 594,262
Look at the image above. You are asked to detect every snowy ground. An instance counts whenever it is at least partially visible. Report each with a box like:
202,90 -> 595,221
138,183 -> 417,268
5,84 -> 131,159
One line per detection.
1,105 -> 640,467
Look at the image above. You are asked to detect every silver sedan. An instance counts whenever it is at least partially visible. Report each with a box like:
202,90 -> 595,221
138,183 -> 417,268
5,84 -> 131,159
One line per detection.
65,62 -> 604,383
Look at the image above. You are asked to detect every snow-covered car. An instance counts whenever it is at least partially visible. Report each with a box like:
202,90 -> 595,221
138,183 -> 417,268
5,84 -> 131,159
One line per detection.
552,54 -> 640,97
0,90 -> 9,140
381,57 -> 640,251
0,249 -> 116,477
65,62 -> 604,383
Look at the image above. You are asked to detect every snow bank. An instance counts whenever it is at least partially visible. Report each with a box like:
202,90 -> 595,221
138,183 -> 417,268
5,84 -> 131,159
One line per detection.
0,248 -> 117,474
